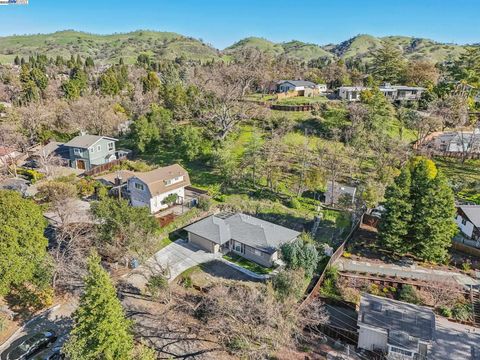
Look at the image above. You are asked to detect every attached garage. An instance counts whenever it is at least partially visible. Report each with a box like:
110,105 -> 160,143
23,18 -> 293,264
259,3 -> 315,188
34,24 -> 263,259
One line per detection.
188,232 -> 219,253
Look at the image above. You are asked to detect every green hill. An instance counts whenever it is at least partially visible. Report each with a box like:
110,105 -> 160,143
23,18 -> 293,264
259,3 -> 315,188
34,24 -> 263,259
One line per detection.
225,37 -> 333,62
0,30 -> 221,64
0,30 -> 469,66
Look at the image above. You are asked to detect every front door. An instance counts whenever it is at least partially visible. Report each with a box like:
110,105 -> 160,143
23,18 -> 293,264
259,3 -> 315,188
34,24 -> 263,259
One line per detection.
77,159 -> 86,170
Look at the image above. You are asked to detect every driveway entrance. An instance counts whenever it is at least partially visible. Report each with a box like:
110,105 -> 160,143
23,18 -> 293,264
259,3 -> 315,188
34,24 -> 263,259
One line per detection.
122,239 -> 221,291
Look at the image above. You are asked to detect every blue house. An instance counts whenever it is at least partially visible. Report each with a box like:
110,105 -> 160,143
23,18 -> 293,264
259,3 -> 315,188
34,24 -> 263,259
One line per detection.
63,135 -> 118,171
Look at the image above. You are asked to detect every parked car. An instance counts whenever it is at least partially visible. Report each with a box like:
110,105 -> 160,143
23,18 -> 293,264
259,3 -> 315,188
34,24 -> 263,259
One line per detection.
30,346 -> 63,360
4,330 -> 57,360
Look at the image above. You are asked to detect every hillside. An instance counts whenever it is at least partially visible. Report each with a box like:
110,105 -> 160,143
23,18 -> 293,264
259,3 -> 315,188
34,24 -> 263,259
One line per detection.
225,37 -> 333,62
0,30 -> 221,64
0,30 -> 470,65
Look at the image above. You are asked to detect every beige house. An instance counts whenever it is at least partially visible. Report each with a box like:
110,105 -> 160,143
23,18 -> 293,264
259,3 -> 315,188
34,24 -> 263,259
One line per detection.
127,164 -> 191,214
184,212 -> 300,267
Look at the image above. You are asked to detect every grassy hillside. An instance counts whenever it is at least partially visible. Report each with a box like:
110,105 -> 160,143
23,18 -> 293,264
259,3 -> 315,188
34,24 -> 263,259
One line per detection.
225,37 -> 333,62
0,30 -> 221,64
0,30 -> 469,65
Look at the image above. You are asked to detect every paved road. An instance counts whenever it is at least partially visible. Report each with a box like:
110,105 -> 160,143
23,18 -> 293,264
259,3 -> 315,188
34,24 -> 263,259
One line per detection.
337,258 -> 480,288
0,302 -> 76,360
122,239 -> 221,291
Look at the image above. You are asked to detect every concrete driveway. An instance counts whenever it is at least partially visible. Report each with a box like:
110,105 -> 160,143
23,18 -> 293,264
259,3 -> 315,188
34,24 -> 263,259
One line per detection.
122,239 -> 221,291
0,302 -> 76,359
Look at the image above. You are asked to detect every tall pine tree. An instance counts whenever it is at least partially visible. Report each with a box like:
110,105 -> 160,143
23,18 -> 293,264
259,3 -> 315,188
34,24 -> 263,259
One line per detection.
379,167 -> 412,255
63,253 -> 134,360
379,158 -> 457,262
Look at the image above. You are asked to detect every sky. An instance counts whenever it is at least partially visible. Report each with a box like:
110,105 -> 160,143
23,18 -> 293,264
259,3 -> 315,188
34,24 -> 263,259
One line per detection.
0,0 -> 479,48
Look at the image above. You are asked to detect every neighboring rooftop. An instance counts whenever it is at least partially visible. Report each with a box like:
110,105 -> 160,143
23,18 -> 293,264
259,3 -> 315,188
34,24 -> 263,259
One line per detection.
277,79 -> 318,87
131,164 -> 191,196
184,212 -> 301,253
459,205 -> 480,228
359,294 -> 436,343
64,135 -> 117,149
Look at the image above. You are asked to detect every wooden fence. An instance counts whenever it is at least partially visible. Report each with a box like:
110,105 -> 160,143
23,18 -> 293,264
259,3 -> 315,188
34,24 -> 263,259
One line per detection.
270,104 -> 314,112
84,159 -> 124,177
300,214 -> 364,307
452,241 -> 480,257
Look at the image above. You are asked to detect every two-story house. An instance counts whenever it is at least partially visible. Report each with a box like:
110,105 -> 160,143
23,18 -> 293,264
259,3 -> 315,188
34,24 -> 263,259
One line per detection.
127,164 -> 191,214
63,135 -> 118,171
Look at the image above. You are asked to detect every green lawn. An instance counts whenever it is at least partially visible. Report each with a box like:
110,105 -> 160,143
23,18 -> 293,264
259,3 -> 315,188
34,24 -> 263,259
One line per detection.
223,253 -> 273,275
277,96 -> 327,106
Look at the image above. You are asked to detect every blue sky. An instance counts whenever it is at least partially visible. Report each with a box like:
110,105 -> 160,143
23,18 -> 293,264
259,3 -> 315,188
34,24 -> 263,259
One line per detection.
0,0 -> 479,48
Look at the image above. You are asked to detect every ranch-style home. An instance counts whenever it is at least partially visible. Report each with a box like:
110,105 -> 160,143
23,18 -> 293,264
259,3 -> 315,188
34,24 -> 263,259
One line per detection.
184,212 -> 301,267
276,80 -> 326,95
127,164 -> 191,214
338,84 -> 425,102
63,134 -> 118,171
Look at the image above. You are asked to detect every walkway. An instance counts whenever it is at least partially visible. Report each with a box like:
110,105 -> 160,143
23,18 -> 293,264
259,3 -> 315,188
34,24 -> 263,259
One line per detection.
122,239 -> 221,291
336,258 -> 480,288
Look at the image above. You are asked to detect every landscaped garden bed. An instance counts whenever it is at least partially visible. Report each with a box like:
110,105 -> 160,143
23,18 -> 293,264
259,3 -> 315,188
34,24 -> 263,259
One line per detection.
223,253 -> 274,275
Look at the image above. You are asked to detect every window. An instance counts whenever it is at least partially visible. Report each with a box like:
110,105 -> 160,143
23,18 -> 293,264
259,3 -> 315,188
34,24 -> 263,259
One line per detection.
108,142 -> 114,151
97,145 -> 101,152
462,218 -> 467,226
389,347 -> 413,357
74,148 -> 82,155
89,147 -> 94,153
134,183 -> 144,191
165,176 -> 183,186
254,249 -> 262,257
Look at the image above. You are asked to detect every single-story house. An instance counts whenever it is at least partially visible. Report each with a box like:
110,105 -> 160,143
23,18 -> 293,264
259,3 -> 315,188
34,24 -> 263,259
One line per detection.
63,135 -> 118,171
337,86 -> 368,101
358,294 -> 480,360
358,294 -> 436,359
324,181 -> 357,206
276,80 -> 326,95
456,205 -> 480,240
184,212 -> 301,267
127,164 -> 191,214
338,84 -> 424,102
434,130 -> 480,154
379,83 -> 425,101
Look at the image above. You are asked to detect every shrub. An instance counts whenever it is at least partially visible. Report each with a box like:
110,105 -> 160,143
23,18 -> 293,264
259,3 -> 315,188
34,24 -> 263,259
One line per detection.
281,239 -> 319,278
342,251 -> 352,258
271,269 -> 305,302
339,287 -> 361,305
146,275 -> 169,298
288,197 -> 301,209
162,193 -> 178,206
398,285 -> 421,304
461,260 -> 472,272
181,276 -> 193,289
76,178 -> 96,197
452,302 -> 473,322
439,306 -> 452,318
197,195 -> 212,211
17,168 -> 44,184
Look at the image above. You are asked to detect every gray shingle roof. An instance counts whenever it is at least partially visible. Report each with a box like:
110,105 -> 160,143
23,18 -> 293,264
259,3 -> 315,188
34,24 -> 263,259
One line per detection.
64,135 -> 117,149
459,205 -> 480,228
184,213 -> 300,254
278,80 -> 317,87
359,294 -> 436,344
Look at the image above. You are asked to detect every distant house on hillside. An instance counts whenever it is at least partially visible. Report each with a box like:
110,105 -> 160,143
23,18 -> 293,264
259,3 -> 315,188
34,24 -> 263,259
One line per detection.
63,135 -> 118,171
324,181 -> 357,207
427,128 -> 480,155
338,84 -> 424,102
127,164 -> 191,214
456,205 -> 480,241
276,80 -> 326,96
338,86 -> 368,101
184,212 -> 300,267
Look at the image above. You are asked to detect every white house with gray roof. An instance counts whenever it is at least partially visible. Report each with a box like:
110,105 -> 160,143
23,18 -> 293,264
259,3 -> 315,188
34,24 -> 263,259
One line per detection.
276,80 -> 326,94
456,205 -> 480,241
184,212 -> 300,267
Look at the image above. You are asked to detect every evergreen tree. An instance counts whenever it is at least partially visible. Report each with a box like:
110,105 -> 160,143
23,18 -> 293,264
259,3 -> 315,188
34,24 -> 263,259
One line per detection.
0,190 -> 50,295
14,55 -> 20,65
379,168 -> 412,255
370,43 -> 406,83
141,71 -> 161,93
63,253 -> 134,360
379,158 -> 457,262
